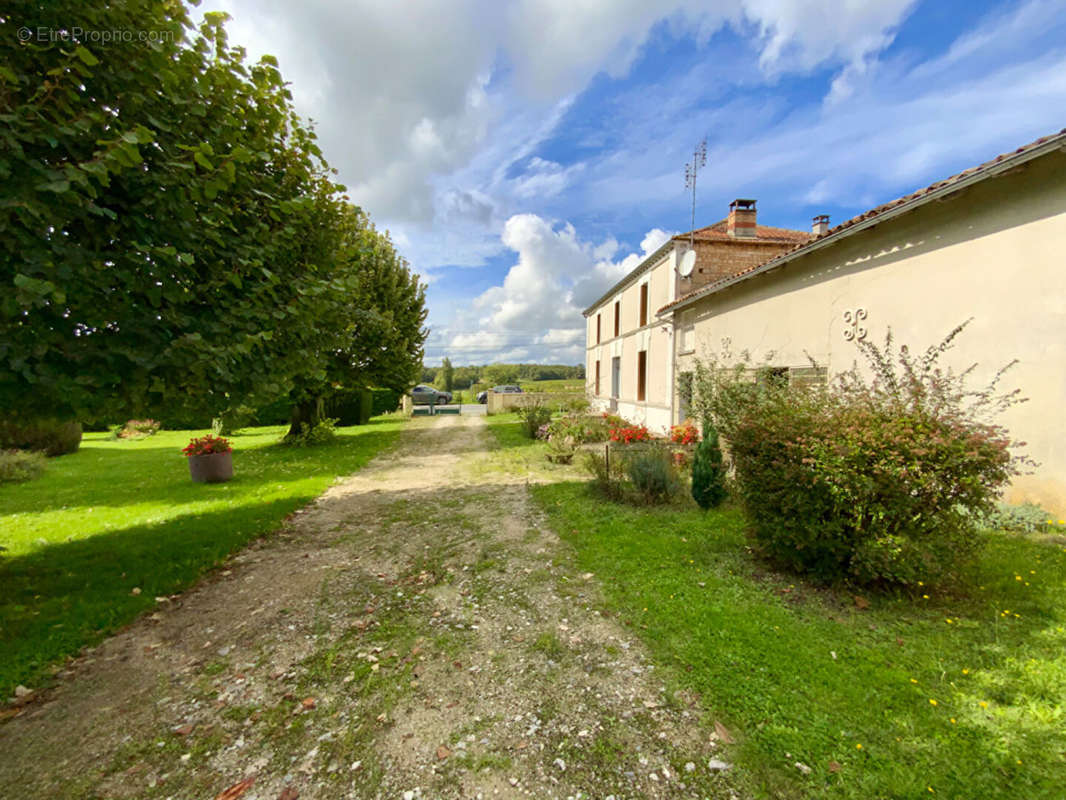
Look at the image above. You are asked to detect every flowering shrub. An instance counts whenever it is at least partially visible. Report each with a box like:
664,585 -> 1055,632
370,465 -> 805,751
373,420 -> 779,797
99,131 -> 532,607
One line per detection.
695,322 -> 1027,587
670,421 -> 699,445
182,434 -> 232,457
516,402 -> 552,438
547,413 -> 609,444
609,424 -> 650,444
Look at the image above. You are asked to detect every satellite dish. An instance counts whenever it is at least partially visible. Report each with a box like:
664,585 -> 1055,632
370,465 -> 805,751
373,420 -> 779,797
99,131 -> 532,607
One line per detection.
678,249 -> 696,278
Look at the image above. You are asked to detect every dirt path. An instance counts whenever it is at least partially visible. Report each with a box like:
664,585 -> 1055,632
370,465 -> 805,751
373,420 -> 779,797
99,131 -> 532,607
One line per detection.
1,416 -> 737,799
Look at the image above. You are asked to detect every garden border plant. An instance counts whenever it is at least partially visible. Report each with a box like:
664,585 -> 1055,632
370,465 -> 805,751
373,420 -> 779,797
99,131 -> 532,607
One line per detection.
692,321 -> 1030,587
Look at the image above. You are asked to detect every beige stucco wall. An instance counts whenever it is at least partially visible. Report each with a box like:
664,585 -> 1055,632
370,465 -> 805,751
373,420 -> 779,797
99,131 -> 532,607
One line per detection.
585,247 -> 678,431
674,150 -> 1066,514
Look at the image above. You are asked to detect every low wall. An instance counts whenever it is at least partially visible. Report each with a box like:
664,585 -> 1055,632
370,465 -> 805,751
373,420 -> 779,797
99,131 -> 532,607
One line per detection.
486,392 -> 579,415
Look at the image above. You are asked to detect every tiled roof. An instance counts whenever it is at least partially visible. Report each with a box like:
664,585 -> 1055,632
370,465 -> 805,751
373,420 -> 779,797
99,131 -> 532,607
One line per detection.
680,220 -> 811,244
659,127 -> 1066,315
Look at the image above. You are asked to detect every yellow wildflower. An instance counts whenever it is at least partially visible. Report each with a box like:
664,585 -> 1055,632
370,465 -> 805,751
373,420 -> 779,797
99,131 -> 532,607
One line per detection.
979,701 -> 988,708
856,743 -> 863,750
929,699 -> 938,706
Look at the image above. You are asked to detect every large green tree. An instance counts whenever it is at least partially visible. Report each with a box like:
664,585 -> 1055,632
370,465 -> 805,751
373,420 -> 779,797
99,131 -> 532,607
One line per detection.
1,2 -> 353,422
440,357 -> 454,392
286,209 -> 427,437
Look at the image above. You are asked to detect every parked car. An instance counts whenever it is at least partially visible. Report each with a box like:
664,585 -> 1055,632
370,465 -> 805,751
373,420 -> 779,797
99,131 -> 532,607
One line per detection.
410,384 -> 452,405
477,384 -> 522,403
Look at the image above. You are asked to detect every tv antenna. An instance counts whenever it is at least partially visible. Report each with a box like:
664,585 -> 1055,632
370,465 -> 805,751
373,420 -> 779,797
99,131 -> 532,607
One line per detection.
683,137 -> 707,254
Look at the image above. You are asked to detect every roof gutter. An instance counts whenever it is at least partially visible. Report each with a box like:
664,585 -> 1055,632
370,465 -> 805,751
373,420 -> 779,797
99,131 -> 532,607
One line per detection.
658,133 -> 1066,317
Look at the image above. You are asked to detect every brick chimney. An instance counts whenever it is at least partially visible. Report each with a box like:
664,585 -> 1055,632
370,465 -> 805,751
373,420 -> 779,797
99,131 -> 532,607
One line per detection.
727,199 -> 757,238
812,214 -> 830,236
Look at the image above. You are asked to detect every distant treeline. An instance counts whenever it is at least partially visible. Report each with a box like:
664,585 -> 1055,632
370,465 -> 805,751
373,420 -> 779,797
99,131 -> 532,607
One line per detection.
421,362 -> 584,390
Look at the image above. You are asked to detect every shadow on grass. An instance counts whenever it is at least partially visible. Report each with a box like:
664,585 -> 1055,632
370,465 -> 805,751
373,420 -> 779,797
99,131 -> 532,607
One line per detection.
0,496 -> 314,698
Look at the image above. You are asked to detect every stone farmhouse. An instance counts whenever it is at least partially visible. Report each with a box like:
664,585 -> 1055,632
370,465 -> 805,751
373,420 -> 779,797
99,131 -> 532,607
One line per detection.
581,201 -> 809,431
584,128 -> 1066,513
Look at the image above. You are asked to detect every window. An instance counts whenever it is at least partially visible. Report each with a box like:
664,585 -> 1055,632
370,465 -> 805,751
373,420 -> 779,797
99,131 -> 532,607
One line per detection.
759,367 -> 790,389
680,326 -> 694,353
596,313 -> 601,344
639,283 -> 648,327
788,366 -> 829,389
613,301 -> 620,337
611,356 -> 621,398
636,350 -> 647,402
594,360 -> 601,396
754,366 -> 829,389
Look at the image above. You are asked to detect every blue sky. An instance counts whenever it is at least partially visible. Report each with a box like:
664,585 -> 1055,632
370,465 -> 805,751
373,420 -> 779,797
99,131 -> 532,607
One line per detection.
202,0 -> 1066,365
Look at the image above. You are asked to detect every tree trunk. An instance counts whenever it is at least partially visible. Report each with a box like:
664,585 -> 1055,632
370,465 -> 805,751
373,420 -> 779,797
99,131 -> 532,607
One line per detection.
287,397 -> 324,439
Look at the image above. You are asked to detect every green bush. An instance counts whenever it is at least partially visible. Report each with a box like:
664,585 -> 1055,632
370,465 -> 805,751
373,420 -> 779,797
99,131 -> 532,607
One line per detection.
0,449 -> 47,484
122,419 -> 161,437
691,420 -> 727,510
283,417 -> 338,446
976,502 -> 1058,533
696,323 -> 1025,587
516,402 -> 552,438
625,444 -> 683,505
0,417 -> 82,456
547,413 -> 609,444
581,449 -> 626,501
582,442 -> 682,505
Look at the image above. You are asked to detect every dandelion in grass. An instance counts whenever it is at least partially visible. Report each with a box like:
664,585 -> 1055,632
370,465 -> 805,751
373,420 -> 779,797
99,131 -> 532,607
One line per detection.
979,701 -> 988,708
929,699 -> 938,706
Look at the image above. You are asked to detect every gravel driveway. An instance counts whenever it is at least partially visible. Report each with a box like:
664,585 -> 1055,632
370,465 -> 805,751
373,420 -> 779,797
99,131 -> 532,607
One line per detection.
0,415 -> 737,799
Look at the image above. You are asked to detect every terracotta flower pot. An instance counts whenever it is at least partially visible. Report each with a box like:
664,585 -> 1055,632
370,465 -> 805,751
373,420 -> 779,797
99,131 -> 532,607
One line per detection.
188,451 -> 233,483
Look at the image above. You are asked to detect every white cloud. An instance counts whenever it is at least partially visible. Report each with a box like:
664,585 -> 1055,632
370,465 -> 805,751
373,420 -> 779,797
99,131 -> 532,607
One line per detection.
199,0 -> 917,242
194,0 -> 1066,366
437,217 -> 672,363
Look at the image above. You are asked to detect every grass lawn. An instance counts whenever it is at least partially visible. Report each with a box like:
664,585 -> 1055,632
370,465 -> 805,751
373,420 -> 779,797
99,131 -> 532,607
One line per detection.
484,415 -> 1066,799
0,419 -> 404,699
526,378 -> 585,393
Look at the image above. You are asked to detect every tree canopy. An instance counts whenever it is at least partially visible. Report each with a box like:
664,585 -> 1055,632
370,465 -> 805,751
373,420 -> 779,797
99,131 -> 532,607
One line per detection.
1,1 -> 424,424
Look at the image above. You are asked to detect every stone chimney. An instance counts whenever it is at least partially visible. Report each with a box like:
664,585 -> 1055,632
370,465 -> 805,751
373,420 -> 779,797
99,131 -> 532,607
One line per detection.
812,214 -> 830,236
727,199 -> 757,238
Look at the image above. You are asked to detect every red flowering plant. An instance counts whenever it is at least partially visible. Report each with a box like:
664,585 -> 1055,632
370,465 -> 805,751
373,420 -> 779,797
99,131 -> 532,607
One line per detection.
608,424 -> 650,444
669,421 -> 699,445
182,434 -> 233,457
